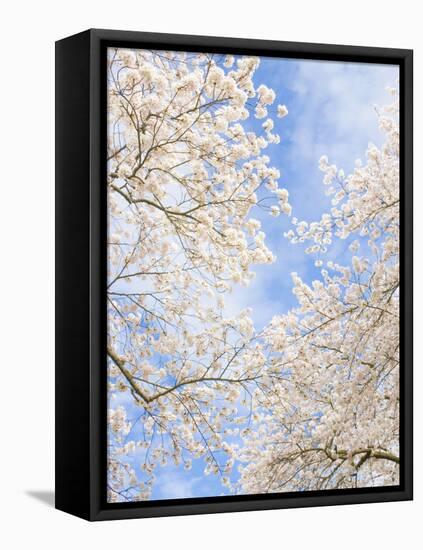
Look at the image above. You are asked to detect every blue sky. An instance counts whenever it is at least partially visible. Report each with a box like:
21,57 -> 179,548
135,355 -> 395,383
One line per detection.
109,53 -> 399,501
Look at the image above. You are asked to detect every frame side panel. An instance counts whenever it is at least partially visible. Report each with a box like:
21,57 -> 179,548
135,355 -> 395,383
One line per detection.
55,31 -> 92,520
401,50 -> 413,499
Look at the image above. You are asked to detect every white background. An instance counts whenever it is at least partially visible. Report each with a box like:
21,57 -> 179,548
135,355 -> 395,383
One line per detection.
0,1 -> 420,548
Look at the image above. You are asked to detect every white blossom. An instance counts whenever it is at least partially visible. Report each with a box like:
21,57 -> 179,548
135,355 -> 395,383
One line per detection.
277,104 -> 288,118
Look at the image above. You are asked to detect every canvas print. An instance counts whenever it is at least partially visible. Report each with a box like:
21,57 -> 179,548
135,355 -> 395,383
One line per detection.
106,47 -> 400,503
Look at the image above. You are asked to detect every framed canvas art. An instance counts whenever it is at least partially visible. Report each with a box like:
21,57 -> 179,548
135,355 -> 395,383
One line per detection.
55,29 -> 413,521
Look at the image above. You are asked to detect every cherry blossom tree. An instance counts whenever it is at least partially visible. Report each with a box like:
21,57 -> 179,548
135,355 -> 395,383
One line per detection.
237,89 -> 400,493
106,46 -> 400,502
106,47 -> 290,502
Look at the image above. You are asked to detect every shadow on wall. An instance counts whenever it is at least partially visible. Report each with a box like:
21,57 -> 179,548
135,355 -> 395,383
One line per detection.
26,490 -> 55,508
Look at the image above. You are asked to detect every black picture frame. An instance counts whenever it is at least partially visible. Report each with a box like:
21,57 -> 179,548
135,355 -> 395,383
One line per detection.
55,28 -> 413,521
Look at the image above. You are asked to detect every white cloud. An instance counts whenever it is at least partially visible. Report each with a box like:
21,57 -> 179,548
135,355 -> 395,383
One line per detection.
223,235 -> 309,329
287,58 -> 399,171
156,472 -> 201,499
